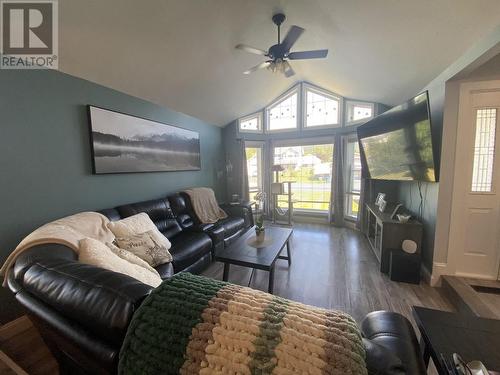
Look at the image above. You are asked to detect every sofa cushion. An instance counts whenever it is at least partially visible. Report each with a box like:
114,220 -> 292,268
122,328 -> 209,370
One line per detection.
218,216 -> 245,238
116,198 -> 182,237
167,232 -> 212,272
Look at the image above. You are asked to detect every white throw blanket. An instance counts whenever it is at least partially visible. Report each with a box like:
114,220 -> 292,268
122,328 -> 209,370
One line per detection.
183,187 -> 227,224
0,211 -> 115,286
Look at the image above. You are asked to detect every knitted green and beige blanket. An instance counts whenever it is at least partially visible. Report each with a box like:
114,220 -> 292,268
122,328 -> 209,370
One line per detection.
118,273 -> 367,375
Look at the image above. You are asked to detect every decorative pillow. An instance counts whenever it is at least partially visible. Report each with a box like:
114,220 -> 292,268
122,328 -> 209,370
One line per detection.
107,242 -> 158,274
115,230 -> 173,267
78,238 -> 162,287
107,213 -> 171,249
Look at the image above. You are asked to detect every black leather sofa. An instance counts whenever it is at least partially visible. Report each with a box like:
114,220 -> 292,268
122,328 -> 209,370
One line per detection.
5,193 -> 426,375
99,193 -> 253,275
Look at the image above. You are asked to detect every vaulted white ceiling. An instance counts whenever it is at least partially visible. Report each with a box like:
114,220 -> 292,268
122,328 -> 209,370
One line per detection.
59,0 -> 500,126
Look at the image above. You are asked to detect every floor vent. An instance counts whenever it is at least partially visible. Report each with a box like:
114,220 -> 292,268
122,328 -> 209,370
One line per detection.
471,285 -> 500,295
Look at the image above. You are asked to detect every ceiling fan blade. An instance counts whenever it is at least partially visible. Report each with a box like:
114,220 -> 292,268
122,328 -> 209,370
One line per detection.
243,61 -> 271,75
288,49 -> 329,60
284,61 -> 295,78
235,44 -> 268,56
281,25 -> 304,52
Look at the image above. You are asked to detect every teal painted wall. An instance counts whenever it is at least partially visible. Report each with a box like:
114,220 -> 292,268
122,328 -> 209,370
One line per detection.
0,69 -> 224,322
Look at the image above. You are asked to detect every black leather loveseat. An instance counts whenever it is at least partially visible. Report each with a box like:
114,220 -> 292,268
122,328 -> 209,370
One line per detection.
5,193 -> 426,375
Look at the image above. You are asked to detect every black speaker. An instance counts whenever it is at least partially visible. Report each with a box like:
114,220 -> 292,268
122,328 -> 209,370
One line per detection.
389,250 -> 421,284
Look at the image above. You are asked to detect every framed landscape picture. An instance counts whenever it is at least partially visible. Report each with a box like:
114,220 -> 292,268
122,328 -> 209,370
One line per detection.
87,106 -> 201,174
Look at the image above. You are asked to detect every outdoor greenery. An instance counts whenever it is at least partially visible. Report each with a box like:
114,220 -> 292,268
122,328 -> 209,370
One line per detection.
246,147 -> 257,160
246,143 -> 360,215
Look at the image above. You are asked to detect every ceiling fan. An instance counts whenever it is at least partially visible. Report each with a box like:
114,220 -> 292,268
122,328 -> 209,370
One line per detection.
236,13 -> 328,78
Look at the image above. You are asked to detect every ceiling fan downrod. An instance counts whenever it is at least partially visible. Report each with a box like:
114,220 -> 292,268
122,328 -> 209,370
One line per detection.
272,13 -> 286,44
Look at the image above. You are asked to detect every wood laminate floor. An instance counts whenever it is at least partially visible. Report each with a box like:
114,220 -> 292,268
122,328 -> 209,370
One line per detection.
0,316 -> 57,374
202,223 -> 454,327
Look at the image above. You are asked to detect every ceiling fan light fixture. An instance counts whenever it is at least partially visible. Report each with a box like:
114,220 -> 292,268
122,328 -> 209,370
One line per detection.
236,13 -> 328,77
267,59 -> 286,74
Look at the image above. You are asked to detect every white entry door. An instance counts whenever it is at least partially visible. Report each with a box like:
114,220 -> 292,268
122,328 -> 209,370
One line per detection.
449,81 -> 500,279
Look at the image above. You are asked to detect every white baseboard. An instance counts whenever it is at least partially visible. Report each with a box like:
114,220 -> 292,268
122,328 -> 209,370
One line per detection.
454,271 -> 498,280
429,262 -> 499,285
430,262 -> 448,286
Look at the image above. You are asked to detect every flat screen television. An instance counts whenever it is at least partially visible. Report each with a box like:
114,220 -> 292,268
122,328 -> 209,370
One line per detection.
357,91 -> 436,182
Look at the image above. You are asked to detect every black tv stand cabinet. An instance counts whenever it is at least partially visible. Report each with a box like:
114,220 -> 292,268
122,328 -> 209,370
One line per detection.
363,203 -> 423,273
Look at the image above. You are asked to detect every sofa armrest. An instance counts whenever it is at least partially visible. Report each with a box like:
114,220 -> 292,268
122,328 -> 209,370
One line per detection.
206,225 -> 225,244
220,202 -> 254,228
18,257 -> 153,346
363,338 -> 405,375
188,224 -> 225,254
189,223 -> 216,232
361,311 -> 426,375
9,243 -> 77,293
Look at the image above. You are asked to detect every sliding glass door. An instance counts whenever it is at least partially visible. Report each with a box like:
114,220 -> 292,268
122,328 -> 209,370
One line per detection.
273,142 -> 334,212
245,136 -> 361,221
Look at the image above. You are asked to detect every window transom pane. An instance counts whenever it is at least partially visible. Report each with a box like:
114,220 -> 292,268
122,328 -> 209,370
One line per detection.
305,90 -> 339,127
346,101 -> 374,125
239,114 -> 261,132
268,92 -> 298,131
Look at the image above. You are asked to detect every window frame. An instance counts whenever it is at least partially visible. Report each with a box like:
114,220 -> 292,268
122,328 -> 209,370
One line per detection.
302,83 -> 343,130
265,87 -> 300,133
343,135 -> 362,220
345,100 -> 375,126
245,141 -> 265,201
238,112 -> 263,133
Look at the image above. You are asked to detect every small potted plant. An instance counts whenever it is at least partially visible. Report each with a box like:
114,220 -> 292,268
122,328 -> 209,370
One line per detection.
255,215 -> 265,241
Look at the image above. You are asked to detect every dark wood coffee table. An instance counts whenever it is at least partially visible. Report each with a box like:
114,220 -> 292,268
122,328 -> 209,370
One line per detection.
413,306 -> 500,374
215,226 -> 292,294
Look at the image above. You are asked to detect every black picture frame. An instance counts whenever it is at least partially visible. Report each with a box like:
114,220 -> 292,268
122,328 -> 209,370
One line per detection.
87,105 -> 201,174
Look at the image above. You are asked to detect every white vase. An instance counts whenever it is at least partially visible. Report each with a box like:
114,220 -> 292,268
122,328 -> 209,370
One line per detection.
255,228 -> 265,242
